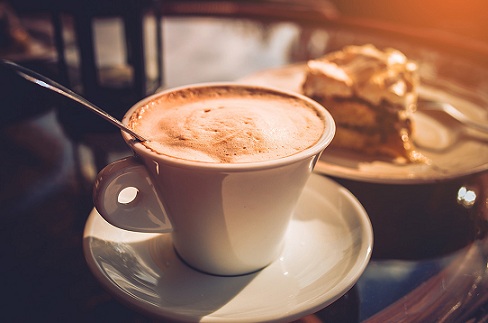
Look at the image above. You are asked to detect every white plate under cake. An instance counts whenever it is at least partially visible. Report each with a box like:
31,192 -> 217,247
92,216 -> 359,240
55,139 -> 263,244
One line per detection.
239,61 -> 488,184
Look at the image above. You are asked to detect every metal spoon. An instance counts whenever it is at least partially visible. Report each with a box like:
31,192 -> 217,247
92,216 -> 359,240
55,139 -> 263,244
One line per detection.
1,59 -> 147,142
418,98 -> 488,133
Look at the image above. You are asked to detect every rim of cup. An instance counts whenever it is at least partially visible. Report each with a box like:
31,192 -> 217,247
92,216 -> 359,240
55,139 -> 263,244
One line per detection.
121,82 -> 336,171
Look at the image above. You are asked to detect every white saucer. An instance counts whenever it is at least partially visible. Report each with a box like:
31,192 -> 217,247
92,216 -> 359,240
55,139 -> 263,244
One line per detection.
239,64 -> 488,184
83,174 -> 373,322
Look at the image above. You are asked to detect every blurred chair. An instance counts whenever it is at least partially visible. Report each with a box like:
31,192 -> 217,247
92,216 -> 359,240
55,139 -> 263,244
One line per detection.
51,0 -> 163,123
49,0 -> 163,173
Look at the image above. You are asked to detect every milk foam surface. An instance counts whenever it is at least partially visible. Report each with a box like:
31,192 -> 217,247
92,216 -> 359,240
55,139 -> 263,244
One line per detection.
128,86 -> 325,163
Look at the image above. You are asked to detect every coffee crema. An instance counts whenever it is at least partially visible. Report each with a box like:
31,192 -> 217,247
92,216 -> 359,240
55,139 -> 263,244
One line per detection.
128,86 -> 325,163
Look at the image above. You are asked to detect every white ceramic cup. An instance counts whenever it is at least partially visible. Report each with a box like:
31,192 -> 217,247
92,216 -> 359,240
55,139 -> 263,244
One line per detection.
93,83 -> 335,276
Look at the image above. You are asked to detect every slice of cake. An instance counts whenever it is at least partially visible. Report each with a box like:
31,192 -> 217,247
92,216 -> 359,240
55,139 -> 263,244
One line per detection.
302,44 -> 419,162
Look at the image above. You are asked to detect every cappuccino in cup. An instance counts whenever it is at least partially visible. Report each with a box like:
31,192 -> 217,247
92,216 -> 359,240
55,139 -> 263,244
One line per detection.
127,86 -> 325,163
94,83 -> 335,276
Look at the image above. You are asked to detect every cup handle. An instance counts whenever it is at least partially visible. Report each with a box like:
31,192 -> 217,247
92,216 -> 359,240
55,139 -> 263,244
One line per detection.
93,156 -> 173,233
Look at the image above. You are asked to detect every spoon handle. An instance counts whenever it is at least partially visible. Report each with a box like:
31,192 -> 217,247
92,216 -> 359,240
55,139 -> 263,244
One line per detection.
418,98 -> 488,134
1,59 -> 147,142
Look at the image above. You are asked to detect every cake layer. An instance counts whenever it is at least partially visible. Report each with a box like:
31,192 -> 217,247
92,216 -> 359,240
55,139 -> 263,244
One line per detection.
315,98 -> 414,160
332,126 -> 416,161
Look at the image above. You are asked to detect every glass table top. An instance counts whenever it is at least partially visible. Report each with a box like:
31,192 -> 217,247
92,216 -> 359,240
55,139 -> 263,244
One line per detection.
1,2 -> 487,321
